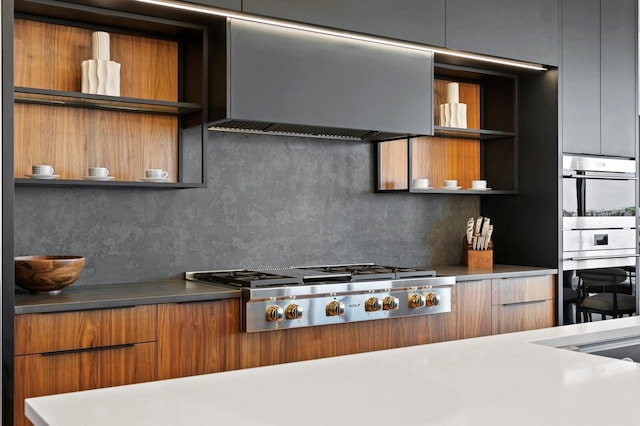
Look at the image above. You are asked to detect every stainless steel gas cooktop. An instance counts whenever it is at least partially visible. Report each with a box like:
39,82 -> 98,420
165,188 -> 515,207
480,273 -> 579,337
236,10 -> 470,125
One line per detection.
186,263 -> 455,332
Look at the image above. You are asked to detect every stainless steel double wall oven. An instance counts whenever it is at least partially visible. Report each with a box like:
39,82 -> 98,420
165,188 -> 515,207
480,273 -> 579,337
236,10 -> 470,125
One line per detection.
562,155 -> 638,271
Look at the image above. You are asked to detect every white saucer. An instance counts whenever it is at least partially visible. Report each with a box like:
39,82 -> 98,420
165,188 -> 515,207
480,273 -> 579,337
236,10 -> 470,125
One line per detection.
467,187 -> 492,191
439,186 -> 462,190
140,177 -> 168,183
82,176 -> 114,181
412,186 -> 433,190
25,174 -> 59,180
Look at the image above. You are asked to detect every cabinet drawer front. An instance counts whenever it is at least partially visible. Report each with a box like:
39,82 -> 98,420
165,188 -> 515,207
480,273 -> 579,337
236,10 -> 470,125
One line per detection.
15,305 -> 157,355
15,342 -> 157,426
491,300 -> 555,335
491,275 -> 555,305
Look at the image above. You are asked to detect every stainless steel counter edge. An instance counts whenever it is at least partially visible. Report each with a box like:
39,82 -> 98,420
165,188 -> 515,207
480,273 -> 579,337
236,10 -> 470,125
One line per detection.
15,280 -> 241,314
15,265 -> 558,314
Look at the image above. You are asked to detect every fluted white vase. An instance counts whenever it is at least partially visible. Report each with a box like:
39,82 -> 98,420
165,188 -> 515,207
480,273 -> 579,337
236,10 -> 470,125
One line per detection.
81,31 -> 121,96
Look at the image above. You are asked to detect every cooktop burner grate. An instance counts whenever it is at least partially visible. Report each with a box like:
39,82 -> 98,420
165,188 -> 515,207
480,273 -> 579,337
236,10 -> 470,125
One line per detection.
189,264 -> 436,288
191,270 -> 302,287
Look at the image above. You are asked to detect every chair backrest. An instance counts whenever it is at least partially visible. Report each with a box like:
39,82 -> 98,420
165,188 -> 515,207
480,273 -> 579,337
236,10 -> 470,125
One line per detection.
578,268 -> 628,293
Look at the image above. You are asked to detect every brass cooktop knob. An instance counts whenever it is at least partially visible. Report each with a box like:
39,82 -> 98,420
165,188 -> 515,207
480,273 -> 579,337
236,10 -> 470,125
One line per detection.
285,303 -> 304,320
408,293 -> 426,308
326,300 -> 345,317
265,305 -> 284,322
365,297 -> 382,312
424,292 -> 440,307
383,296 -> 399,310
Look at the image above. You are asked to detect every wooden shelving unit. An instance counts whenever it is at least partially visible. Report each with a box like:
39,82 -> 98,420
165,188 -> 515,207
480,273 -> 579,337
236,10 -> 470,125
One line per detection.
376,64 -> 517,195
13,2 -> 208,188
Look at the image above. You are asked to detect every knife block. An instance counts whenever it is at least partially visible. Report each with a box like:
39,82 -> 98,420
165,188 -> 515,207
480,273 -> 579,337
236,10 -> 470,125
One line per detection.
461,236 -> 493,270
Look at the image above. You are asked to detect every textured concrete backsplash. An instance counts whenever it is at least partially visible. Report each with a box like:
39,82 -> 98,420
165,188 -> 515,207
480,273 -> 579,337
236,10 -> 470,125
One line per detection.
14,131 -> 479,285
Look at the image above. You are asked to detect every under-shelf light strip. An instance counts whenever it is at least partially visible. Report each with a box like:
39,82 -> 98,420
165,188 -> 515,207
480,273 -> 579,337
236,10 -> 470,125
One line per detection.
135,0 -> 548,72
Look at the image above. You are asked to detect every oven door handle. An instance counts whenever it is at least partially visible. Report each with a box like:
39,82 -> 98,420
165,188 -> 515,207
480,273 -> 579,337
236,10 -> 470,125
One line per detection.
568,254 -> 640,261
565,174 -> 638,180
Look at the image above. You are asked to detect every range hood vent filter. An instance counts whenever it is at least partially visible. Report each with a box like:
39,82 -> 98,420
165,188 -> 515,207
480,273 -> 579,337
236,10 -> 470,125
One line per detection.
208,119 -> 380,141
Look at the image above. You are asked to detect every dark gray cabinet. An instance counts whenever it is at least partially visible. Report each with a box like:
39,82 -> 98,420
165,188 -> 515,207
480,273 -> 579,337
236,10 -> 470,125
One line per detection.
562,0 -> 637,158
600,0 -> 637,158
186,0 -> 240,10
445,0 -> 559,66
211,19 -> 434,137
242,0 -> 445,47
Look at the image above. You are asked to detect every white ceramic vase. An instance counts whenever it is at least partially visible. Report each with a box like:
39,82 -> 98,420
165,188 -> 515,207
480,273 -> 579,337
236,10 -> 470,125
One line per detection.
81,31 -> 121,96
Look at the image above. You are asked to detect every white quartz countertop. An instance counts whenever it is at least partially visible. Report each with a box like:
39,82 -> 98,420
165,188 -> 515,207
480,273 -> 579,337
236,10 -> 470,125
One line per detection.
26,316 -> 640,426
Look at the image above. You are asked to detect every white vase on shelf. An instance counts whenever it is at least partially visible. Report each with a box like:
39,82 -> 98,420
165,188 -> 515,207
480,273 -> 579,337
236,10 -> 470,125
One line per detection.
81,31 -> 121,96
439,82 -> 467,128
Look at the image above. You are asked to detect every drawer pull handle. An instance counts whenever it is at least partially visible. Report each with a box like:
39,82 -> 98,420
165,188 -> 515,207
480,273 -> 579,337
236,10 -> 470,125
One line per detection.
502,300 -> 548,307
41,343 -> 135,356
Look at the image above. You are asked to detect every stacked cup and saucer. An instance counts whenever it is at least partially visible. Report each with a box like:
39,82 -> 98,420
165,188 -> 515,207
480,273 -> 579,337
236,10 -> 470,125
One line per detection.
26,164 -> 59,179
440,179 -> 462,190
469,180 -> 491,191
412,178 -> 432,190
83,166 -> 114,181
141,168 -> 169,183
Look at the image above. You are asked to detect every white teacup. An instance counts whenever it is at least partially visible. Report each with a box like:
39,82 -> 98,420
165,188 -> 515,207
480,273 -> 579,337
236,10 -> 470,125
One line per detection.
443,179 -> 458,187
88,167 -> 109,177
412,178 -> 430,189
471,180 -> 487,189
145,169 -> 168,179
32,165 -> 54,175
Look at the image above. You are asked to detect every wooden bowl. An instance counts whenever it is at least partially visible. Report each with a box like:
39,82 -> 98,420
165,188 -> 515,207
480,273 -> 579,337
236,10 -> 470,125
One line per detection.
15,255 -> 85,294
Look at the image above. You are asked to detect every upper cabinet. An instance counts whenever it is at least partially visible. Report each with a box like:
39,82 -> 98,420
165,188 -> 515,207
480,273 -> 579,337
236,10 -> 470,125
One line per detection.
376,64 -> 518,194
208,19 -> 434,140
13,0 -> 207,188
562,0 -> 637,158
241,0 -> 446,47
445,0 -> 559,66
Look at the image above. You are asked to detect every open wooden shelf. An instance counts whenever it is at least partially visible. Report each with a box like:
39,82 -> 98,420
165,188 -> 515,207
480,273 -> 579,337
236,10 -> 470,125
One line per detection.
13,5 -> 207,188
433,126 -> 516,140
14,178 -> 205,189
15,87 -> 203,115
376,64 -> 517,194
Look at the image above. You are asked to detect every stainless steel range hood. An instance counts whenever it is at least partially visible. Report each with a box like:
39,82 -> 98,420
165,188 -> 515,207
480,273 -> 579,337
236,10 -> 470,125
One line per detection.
207,18 -> 434,141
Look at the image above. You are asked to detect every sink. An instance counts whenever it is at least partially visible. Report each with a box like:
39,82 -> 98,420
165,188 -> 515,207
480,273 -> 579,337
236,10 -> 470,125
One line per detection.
533,326 -> 640,363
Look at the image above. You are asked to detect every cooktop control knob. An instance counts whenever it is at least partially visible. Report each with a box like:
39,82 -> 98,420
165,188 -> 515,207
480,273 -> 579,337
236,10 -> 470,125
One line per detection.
326,300 -> 345,317
424,292 -> 440,307
408,293 -> 426,308
265,305 -> 284,322
285,304 -> 304,320
383,296 -> 399,311
365,297 -> 382,312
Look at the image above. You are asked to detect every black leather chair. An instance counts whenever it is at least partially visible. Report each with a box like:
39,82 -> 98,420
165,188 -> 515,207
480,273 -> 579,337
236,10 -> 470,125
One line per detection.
576,268 -> 635,322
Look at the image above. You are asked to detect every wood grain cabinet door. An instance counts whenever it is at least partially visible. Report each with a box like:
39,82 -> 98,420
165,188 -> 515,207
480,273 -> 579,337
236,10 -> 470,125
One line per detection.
14,342 -> 157,426
491,275 -> 556,334
491,300 -> 555,334
453,280 -> 492,340
14,306 -> 158,426
158,299 -> 241,379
